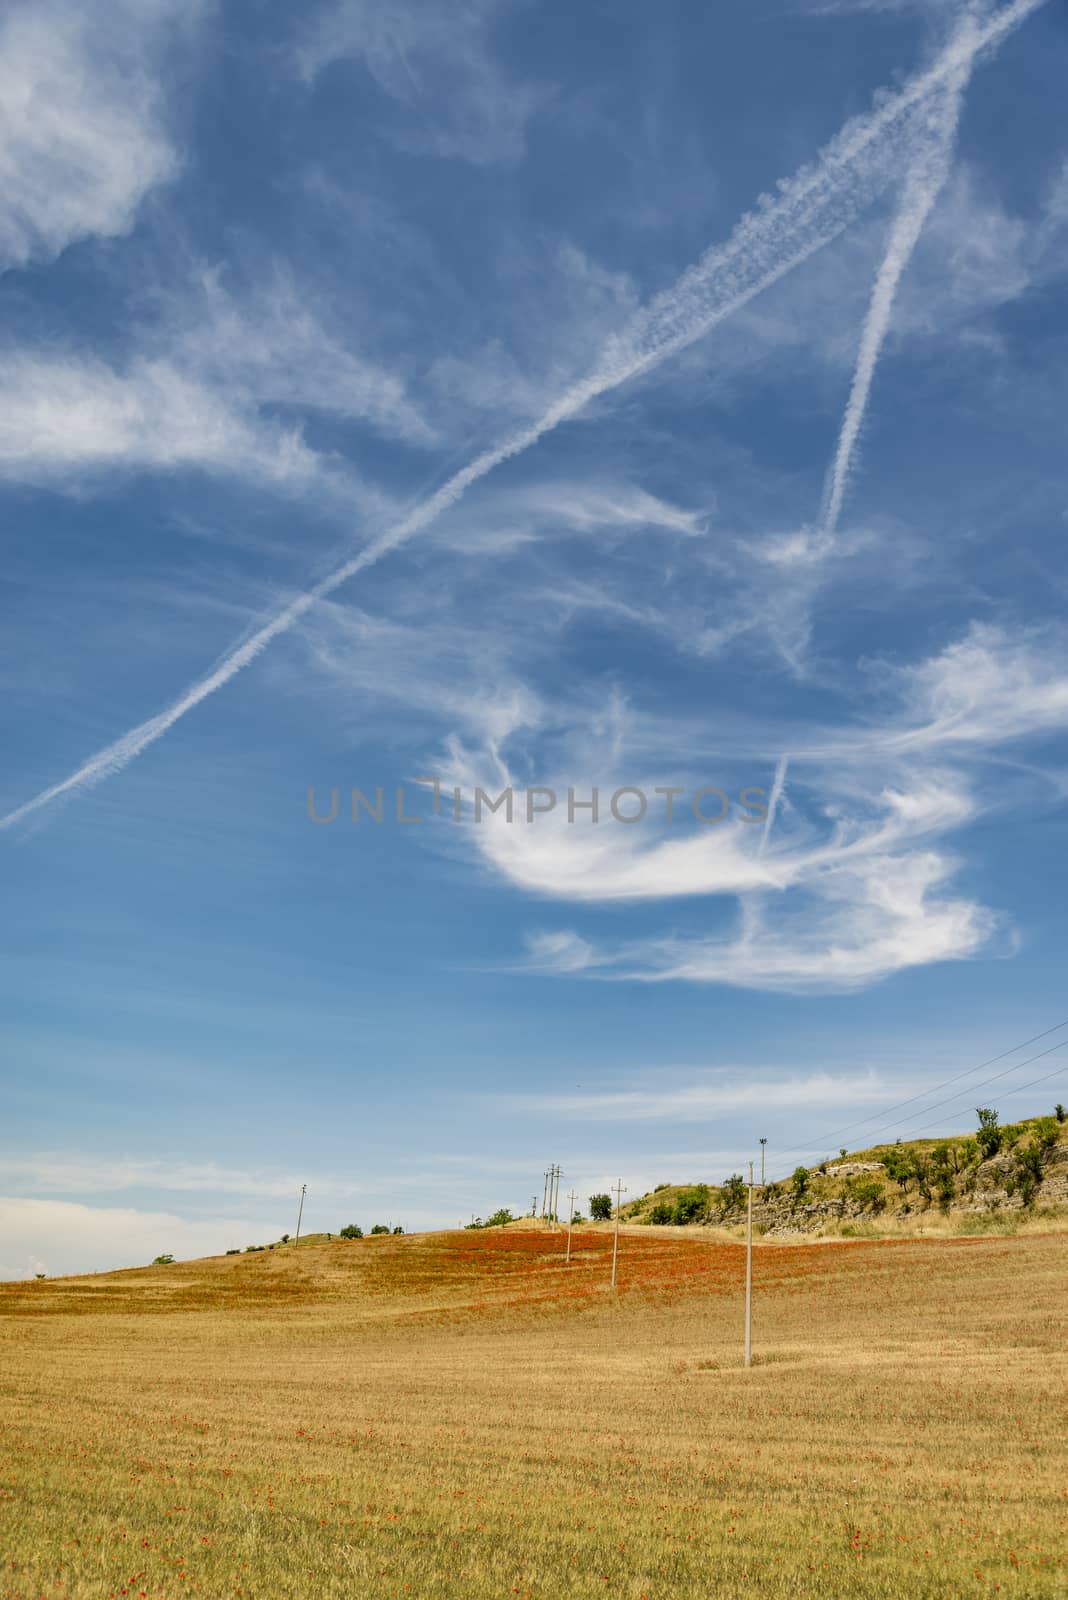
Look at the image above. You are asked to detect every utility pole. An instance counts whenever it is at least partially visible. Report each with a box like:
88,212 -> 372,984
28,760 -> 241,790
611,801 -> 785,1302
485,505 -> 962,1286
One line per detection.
294,1183 -> 306,1247
551,1164 -> 561,1228
565,1190 -> 576,1264
744,1162 -> 753,1369
531,1195 -> 538,1219
759,1137 -> 767,1187
610,1179 -> 627,1289
541,1168 -> 549,1219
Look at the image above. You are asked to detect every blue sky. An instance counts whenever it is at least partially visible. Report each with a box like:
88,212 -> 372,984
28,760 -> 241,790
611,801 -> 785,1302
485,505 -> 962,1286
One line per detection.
3,0 -> 1068,1277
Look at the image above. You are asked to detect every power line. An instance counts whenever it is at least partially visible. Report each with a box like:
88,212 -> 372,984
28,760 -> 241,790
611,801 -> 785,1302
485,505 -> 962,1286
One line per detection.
764,1018 -> 1068,1177
854,1040 -> 1068,1142
890,1058 -> 1068,1144
767,1040 -> 1068,1183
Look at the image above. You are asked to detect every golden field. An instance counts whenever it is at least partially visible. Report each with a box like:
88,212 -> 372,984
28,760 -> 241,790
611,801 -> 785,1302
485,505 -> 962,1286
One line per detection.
2,1226 -> 1066,1599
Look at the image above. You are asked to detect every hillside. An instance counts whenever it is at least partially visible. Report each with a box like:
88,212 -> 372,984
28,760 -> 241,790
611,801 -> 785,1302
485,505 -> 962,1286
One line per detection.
619,1108 -> 1068,1237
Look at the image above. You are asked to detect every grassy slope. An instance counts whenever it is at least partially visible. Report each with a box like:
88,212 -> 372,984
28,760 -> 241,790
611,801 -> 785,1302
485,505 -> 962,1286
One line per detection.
2,1227 -> 1067,1599
620,1112 -> 1068,1235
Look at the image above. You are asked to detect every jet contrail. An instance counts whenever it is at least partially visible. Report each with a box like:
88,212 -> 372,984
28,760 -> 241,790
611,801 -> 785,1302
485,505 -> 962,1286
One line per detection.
1,0 -> 1048,833
820,9 -> 980,536
760,755 -> 791,856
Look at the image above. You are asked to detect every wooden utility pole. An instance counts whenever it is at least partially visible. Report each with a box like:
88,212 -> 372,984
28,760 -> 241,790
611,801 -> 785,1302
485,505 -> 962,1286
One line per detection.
759,1137 -> 767,1187
610,1179 -> 627,1289
565,1190 -> 576,1264
294,1183 -> 306,1247
744,1162 -> 753,1368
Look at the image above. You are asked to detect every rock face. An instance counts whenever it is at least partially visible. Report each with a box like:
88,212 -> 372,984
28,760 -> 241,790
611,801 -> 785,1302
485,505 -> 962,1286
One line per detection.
723,1141 -> 1068,1236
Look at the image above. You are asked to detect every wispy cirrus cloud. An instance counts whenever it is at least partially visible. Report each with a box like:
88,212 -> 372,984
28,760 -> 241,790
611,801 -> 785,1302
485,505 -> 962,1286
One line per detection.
2,0 -> 1047,836
298,0 -> 548,167
500,624 -> 1068,990
499,1070 -> 897,1120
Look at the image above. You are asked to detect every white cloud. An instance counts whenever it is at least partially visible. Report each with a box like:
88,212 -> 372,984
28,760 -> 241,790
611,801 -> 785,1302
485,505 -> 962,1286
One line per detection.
0,0 -> 193,272
1,1 -> 1048,833
889,622 -> 1068,749
433,479 -> 708,553
501,1070 -> 896,1120
615,852 -> 999,991
167,269 -> 439,449
0,351 -> 323,488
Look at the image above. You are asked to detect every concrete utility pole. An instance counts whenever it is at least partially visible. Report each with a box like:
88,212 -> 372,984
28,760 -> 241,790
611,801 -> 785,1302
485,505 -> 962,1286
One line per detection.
744,1162 -> 754,1368
551,1164 -> 561,1228
531,1195 -> 538,1219
610,1179 -> 627,1289
294,1183 -> 306,1247
541,1168 -> 549,1219
759,1137 -> 767,1187
565,1190 -> 576,1264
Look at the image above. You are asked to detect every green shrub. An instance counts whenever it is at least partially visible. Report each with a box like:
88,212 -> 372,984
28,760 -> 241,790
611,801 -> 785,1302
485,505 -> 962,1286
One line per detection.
790,1166 -> 810,1200
1035,1117 -> 1059,1152
847,1178 -> 885,1212
392,1225 -> 404,1235
225,1248 -> 240,1255
881,1149 -> 912,1190
721,1174 -> 747,1213
370,1224 -> 390,1235
339,1223 -> 363,1239
570,1212 -> 585,1224
673,1184 -> 711,1225
654,1183 -> 670,1193
1055,1104 -> 1065,1123
648,1202 -> 675,1225
976,1107 -> 1002,1158
152,1254 -> 174,1265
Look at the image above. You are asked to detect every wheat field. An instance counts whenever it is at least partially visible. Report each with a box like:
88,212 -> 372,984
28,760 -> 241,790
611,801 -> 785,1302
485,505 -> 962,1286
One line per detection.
2,1227 -> 1066,1599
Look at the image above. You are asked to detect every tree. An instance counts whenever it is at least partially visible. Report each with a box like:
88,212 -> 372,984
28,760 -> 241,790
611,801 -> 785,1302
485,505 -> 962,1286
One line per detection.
339,1223 -> 363,1239
370,1224 -> 390,1235
721,1174 -> 748,1212
1055,1104 -> 1065,1124
280,1233 -> 290,1243
392,1225 -> 404,1235
589,1193 -> 612,1221
483,1208 -> 514,1228
790,1166 -> 810,1200
648,1202 -> 674,1225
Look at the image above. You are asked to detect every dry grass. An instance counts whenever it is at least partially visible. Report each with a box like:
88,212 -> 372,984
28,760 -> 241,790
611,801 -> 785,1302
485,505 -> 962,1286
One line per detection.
2,1228 -> 1067,1598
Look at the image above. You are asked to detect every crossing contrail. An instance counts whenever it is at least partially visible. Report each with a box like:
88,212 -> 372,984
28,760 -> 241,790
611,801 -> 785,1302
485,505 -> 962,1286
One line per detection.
1,0 -> 1048,833
820,9 -> 980,536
